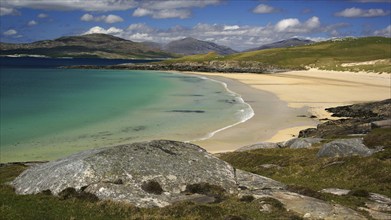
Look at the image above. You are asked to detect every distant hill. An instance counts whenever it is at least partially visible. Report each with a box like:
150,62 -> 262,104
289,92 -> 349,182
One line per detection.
0,34 -> 176,59
163,37 -> 237,55
163,37 -> 391,73
245,38 -> 313,52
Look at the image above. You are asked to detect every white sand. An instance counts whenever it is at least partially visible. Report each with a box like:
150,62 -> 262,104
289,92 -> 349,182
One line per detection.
182,69 -> 390,153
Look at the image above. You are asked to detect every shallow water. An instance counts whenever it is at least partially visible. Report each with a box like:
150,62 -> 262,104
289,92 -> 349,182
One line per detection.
0,66 -> 252,162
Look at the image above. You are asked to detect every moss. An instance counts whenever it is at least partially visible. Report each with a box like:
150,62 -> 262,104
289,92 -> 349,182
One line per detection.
141,180 -> 164,195
364,128 -> 391,148
58,187 -> 99,202
239,195 -> 255,203
348,189 -> 370,198
286,185 -> 324,200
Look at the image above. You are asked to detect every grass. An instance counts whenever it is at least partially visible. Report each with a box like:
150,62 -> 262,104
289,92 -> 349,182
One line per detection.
163,37 -> 391,73
219,128 -> 391,215
0,164 -> 301,220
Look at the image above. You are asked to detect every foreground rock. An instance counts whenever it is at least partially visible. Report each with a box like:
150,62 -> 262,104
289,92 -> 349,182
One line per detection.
317,138 -> 375,157
11,140 -> 367,218
12,140 -> 282,207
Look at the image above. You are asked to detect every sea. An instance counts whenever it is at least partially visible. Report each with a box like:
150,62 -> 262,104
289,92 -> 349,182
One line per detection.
0,57 -> 253,162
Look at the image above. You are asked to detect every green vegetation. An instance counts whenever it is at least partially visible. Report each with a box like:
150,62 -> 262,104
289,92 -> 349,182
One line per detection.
164,37 -> 391,73
219,128 -> 391,214
0,164 -> 301,220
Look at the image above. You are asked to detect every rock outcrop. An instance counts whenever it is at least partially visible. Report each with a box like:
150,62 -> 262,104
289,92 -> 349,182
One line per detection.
300,99 -> 391,138
235,138 -> 323,152
67,60 -> 288,74
317,138 -> 375,157
280,138 -> 323,149
235,142 -> 280,152
11,140 -> 368,218
12,140 -> 283,207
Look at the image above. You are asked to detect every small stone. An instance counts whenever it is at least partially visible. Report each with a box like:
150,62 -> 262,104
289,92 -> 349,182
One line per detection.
303,213 -> 311,218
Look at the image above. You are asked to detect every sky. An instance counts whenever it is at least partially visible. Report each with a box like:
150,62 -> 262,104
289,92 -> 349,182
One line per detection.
1,0 -> 390,51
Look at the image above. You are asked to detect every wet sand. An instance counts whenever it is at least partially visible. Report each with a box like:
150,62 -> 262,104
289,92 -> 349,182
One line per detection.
183,69 -> 390,153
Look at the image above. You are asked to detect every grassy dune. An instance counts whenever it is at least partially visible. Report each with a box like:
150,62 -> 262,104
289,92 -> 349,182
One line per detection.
164,37 -> 391,73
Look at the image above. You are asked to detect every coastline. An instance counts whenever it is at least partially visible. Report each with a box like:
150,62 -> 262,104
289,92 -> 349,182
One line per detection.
180,69 -> 390,153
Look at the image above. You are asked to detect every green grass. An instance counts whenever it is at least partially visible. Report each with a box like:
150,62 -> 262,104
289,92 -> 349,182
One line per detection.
219,128 -> 391,214
0,164 -> 301,220
164,37 -> 391,73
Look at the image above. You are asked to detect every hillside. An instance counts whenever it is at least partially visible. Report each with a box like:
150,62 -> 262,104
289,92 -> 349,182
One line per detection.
164,37 -> 391,73
163,37 -> 237,55
0,34 -> 176,59
245,38 -> 313,52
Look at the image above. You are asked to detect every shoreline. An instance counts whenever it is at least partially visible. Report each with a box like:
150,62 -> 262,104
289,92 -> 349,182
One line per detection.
179,69 -> 390,153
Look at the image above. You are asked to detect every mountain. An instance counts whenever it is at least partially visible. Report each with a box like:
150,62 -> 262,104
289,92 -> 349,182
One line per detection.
0,34 -> 175,59
163,37 -> 237,55
246,38 -> 314,52
155,36 -> 390,73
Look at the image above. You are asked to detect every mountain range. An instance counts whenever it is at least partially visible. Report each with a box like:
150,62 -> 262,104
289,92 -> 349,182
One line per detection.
0,34 -> 175,59
1,34 -> 317,59
245,38 -> 314,52
162,37 -> 237,55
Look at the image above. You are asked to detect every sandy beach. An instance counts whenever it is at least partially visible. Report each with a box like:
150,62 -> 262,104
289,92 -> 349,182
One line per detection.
185,69 -> 391,153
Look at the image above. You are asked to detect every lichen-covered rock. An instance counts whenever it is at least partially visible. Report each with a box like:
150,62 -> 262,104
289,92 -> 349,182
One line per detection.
235,142 -> 280,152
317,138 -> 375,157
12,140 -> 238,207
280,138 -> 323,149
271,191 -> 367,220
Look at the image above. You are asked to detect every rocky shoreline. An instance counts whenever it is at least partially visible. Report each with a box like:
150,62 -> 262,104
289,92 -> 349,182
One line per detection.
65,60 -> 293,74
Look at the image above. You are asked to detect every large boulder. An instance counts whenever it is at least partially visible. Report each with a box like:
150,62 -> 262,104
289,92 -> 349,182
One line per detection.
235,142 -> 280,152
317,138 -> 375,157
280,138 -> 323,149
12,140 -> 237,207
11,140 -> 283,207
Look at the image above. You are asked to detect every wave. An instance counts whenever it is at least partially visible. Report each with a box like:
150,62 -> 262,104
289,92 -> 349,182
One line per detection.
181,74 -> 255,142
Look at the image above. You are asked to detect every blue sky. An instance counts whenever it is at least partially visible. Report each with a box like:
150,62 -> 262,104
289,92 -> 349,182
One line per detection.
1,0 -> 390,50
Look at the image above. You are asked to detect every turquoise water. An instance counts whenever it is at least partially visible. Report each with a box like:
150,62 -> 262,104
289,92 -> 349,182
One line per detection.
1,67 -> 252,162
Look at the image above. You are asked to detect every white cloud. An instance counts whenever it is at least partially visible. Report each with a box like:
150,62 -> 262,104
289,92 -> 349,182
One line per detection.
132,0 -> 221,19
335,7 -> 390,17
84,26 -> 123,35
275,18 -> 301,32
223,25 -> 240,30
28,20 -> 38,26
140,0 -> 221,10
132,8 -> 153,17
133,7 -> 190,19
81,16 -> 346,51
0,7 -> 20,16
275,16 -> 320,32
252,4 -> 279,14
80,14 -> 123,23
37,13 -> 48,18
3,29 -> 17,36
81,14 -> 94,22
374,25 -> 391,36
1,0 -> 137,11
